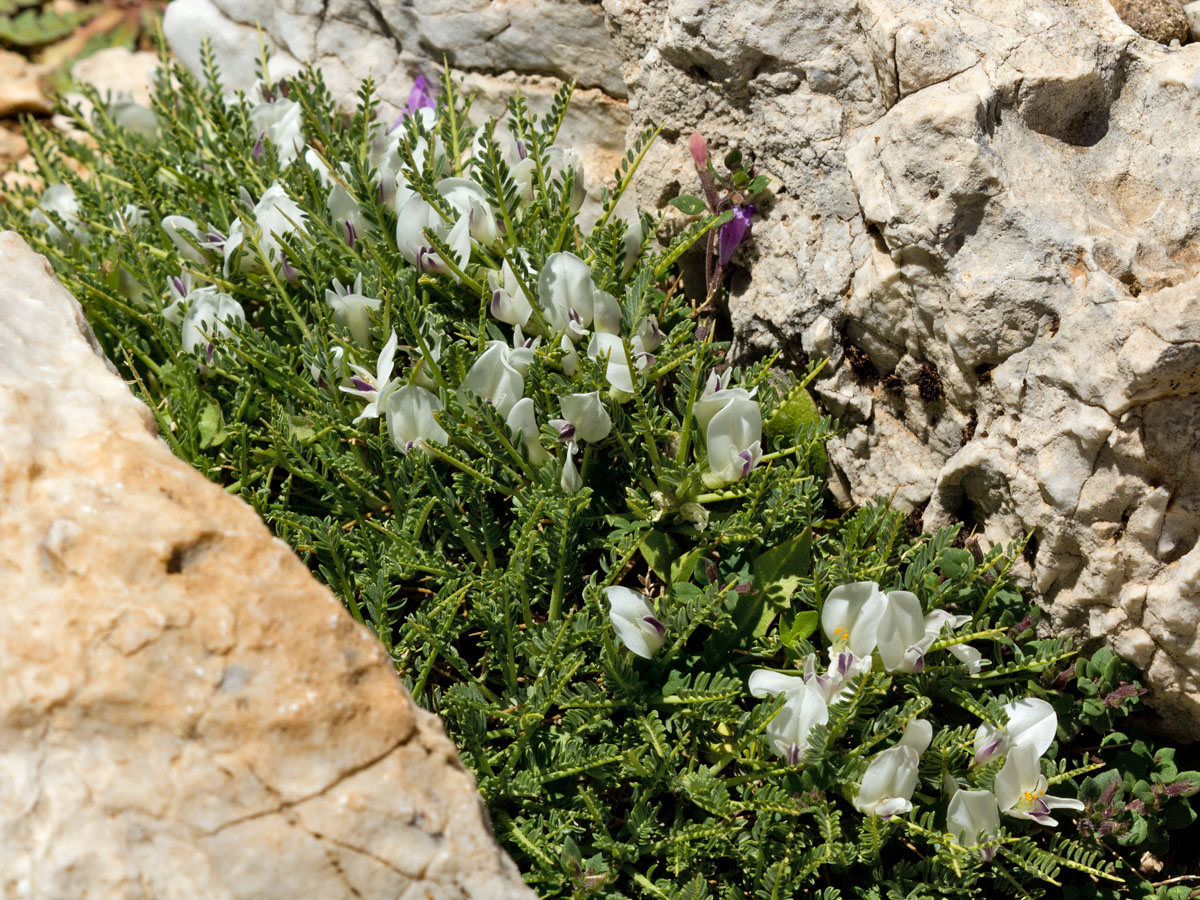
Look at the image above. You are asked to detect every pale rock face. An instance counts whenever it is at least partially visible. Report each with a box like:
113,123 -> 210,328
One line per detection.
0,232 -> 532,898
143,0 -> 1200,734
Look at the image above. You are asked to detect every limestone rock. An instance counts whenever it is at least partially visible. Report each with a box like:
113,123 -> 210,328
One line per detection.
1108,0 -> 1190,43
0,50 -> 50,118
0,232 -> 532,897
1185,0 -> 1200,40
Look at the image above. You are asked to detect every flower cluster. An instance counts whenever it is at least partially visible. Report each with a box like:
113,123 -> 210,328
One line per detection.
741,582 -> 1083,851
17,56 -> 1164,899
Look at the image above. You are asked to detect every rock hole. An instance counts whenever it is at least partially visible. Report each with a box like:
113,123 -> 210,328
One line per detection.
166,533 -> 219,574
1022,533 -> 1039,570
916,361 -> 944,402
843,340 -> 879,382
1020,69 -> 1124,148
963,408 -> 978,443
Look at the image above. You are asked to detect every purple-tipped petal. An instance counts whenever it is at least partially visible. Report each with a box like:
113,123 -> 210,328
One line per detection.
206,342 -> 215,364
172,277 -> 186,297
786,743 -> 801,766
351,376 -> 375,392
642,615 -> 666,638
740,448 -> 755,477
516,140 -> 527,160
406,74 -> 436,114
557,422 -> 576,442
253,135 -> 265,160
344,221 -> 358,248
717,204 -> 754,268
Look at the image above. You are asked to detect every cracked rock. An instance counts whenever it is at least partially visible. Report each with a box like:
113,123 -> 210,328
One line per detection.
0,232 -> 532,898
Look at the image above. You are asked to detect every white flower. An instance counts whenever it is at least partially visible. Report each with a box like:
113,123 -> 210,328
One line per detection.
854,719 -> 933,818
550,392 -> 612,443
506,397 -> 552,466
802,649 -> 872,706
249,97 -> 304,167
538,252 -> 597,339
370,108 -> 444,205
513,145 -> 586,210
439,177 -> 499,247
462,340 -> 533,418
395,192 -> 470,276
974,697 -> 1057,766
947,788 -> 1001,860
223,182 -> 308,274
340,331 -> 401,422
561,442 -> 583,494
308,344 -> 346,387
587,332 -> 635,394
821,581 -> 887,661
924,609 -> 988,674
635,314 -> 663,353
384,384 -> 448,455
30,183 -> 87,246
325,274 -> 381,346
108,92 -> 158,140
560,334 -> 580,376
692,372 -> 762,485
117,204 -> 148,229
748,670 -> 829,765
994,743 -> 1084,827
622,217 -> 644,278
592,290 -> 623,335
488,253 -> 534,327
163,284 -> 245,361
162,215 -> 212,264
605,586 -> 666,659
328,180 -> 371,246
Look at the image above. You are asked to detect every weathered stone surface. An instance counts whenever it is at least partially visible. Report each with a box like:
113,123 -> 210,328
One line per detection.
1185,0 -> 1200,40
162,0 -> 633,222
0,231 -> 532,897
140,0 -> 1200,736
0,50 -> 50,118
1109,0 -> 1190,43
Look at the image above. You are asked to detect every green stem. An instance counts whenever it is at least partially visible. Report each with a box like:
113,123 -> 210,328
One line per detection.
675,325 -> 715,465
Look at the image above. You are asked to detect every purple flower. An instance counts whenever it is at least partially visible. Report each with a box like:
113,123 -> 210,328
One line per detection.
406,75 -> 436,115
718,204 -> 755,268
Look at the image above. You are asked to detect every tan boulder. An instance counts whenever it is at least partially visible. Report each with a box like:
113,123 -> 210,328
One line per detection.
0,231 -> 532,898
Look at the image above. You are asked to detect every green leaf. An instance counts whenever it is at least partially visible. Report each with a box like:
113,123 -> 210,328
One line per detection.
754,530 -> 812,606
668,194 -> 707,216
197,401 -> 227,449
723,148 -> 742,170
748,174 -> 770,194
731,529 -> 812,639
780,611 -> 819,647
764,384 -> 820,438
640,530 -> 680,583
731,170 -> 749,188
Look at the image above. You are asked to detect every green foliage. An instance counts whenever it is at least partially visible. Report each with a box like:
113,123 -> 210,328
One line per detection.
5,48 -> 1199,900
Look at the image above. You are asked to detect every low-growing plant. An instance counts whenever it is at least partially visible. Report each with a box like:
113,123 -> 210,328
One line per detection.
5,47 -> 1199,899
